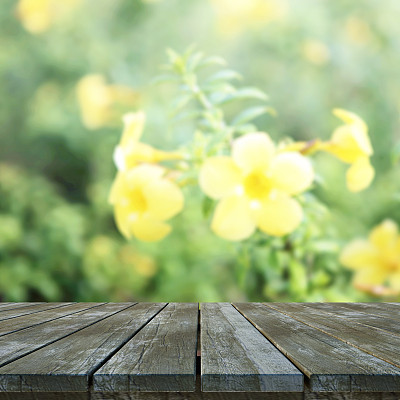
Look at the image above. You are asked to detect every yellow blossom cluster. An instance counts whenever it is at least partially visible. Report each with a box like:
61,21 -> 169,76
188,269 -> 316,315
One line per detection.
109,112 -> 184,242
210,0 -> 288,36
322,109 -> 375,192
283,109 -> 374,193
340,220 -> 400,296
199,132 -> 314,241
76,75 -> 139,130
16,0 -> 81,34
109,107 -> 376,243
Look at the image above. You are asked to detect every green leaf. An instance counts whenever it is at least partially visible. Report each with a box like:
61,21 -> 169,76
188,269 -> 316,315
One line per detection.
391,142 -> 400,165
232,106 -> 276,126
289,260 -> 308,295
206,69 -> 242,84
234,123 -> 258,134
210,87 -> 269,106
196,56 -> 227,69
151,74 -> 180,85
187,51 -> 204,71
171,110 -> 202,124
202,196 -> 215,218
168,94 -> 193,117
166,47 -> 180,63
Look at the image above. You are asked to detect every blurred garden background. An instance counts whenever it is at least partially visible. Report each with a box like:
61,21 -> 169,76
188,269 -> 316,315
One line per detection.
1,0 -> 400,302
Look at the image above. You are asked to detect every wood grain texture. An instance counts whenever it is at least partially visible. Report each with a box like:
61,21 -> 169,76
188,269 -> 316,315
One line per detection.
0,303 -> 131,370
0,303 -> 100,337
302,303 -> 400,336
1,392 -> 400,400
0,303 -> 165,392
0,304 -> 43,312
234,303 -> 400,392
327,303 -> 400,320
94,303 -> 198,393
0,391 -> 303,400
304,389 -> 400,400
90,392 -> 303,400
0,393 -> 87,400
268,303 -> 400,369
0,303 -> 73,322
201,303 -> 302,392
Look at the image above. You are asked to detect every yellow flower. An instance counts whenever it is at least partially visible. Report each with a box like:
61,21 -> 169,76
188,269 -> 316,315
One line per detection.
322,108 -> 374,192
199,132 -> 314,241
301,39 -> 331,66
76,75 -> 138,130
210,0 -> 287,36
16,0 -> 81,34
113,111 -> 184,171
340,220 -> 400,296
109,164 -> 184,242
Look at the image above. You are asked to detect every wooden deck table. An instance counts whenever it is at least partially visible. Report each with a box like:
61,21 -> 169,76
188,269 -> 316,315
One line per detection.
0,302 -> 399,399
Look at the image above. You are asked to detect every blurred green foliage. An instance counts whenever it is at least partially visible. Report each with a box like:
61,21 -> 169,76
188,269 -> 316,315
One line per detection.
1,0 -> 400,302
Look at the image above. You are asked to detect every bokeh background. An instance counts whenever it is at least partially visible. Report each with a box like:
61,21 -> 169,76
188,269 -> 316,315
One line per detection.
1,0 -> 400,302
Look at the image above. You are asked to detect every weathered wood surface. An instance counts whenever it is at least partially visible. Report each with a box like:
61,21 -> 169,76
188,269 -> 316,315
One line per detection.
201,303 -> 302,392
0,303 -> 100,337
0,303 -> 131,369
325,302 -> 400,320
0,304 -> 43,312
0,302 -> 399,397
94,303 -> 198,392
0,391 -> 399,400
301,302 -> 400,336
234,303 -> 400,392
0,391 -> 304,400
0,303 -> 165,392
268,303 -> 400,368
0,303 -> 73,322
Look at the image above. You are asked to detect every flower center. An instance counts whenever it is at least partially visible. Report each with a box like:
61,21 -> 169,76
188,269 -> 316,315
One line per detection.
243,172 -> 271,200
130,188 -> 147,214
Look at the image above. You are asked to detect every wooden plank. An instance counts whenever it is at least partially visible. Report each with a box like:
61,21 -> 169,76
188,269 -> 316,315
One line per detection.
94,303 -> 198,392
0,303 -> 73,322
328,302 -> 400,320
304,387 -> 400,400
268,303 -> 400,369
0,391 -> 303,400
1,392 -> 400,400
0,303 -> 132,369
0,303 -> 165,392
0,304 -> 43,312
201,303 -> 303,392
91,392 -> 303,400
303,303 -> 400,336
0,303 -> 101,337
234,303 -> 400,392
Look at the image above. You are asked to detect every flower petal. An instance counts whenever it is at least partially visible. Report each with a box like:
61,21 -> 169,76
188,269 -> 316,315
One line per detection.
389,272 -> 400,292
333,108 -> 367,132
120,111 -> 146,146
232,132 -> 275,173
353,267 -> 388,288
127,164 -> 165,187
327,125 -> 372,163
199,156 -> 242,199
255,192 -> 303,236
368,219 -> 398,251
346,157 -> 374,192
270,152 -> 314,195
113,203 -> 133,239
131,216 -> 171,242
340,239 -> 380,270
211,195 -> 255,241
143,178 -> 184,220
